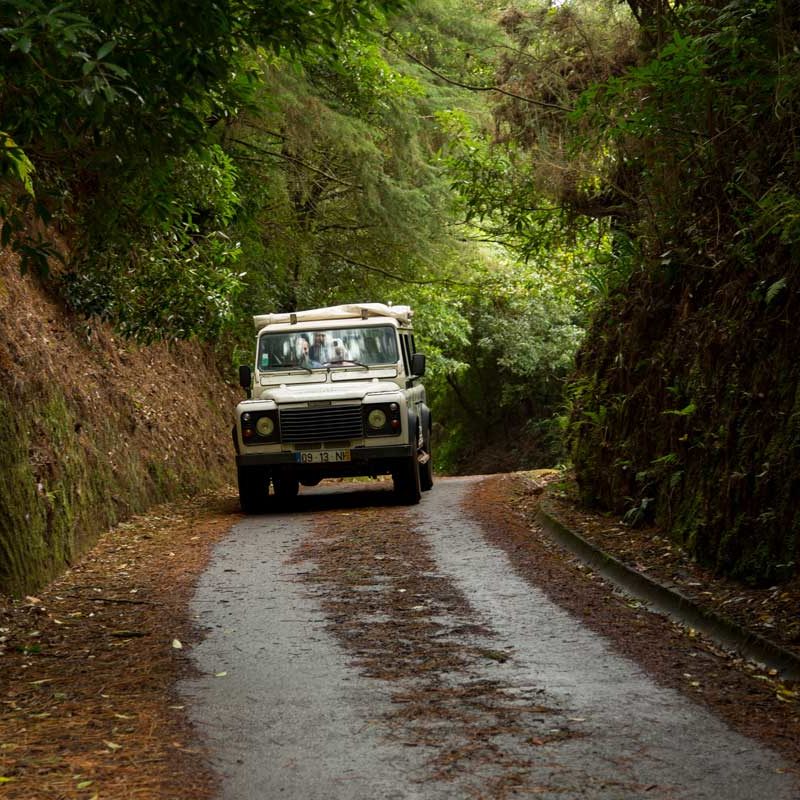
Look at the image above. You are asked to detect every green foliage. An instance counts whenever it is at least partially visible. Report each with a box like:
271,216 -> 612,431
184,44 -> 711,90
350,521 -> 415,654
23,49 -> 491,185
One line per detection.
0,0 -> 406,318
61,145 -> 244,341
571,0 -> 800,267
224,34 -> 467,327
470,268 -> 585,407
1,0 -> 605,478
0,0 -> 406,153
413,246 -> 587,472
564,0 -> 800,582
430,4 -> 634,296
63,233 -> 244,342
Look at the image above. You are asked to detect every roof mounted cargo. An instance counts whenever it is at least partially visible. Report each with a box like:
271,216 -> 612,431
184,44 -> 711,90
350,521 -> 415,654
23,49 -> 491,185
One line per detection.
253,303 -> 413,331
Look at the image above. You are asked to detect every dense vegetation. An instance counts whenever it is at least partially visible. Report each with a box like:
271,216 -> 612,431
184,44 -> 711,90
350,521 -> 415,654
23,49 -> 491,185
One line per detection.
1,0 -> 592,473
2,0 -> 798,586
569,0 -> 800,584
459,0 -> 800,583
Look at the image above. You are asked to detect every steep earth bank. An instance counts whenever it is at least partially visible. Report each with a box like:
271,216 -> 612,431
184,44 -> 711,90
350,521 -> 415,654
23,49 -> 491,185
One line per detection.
0,251 -> 237,595
569,265 -> 800,585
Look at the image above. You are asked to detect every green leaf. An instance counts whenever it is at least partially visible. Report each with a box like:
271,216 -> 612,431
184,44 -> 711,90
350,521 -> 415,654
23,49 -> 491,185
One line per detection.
96,40 -> 115,59
662,402 -> 697,417
1,131 -> 36,195
765,278 -> 786,305
105,63 -> 130,78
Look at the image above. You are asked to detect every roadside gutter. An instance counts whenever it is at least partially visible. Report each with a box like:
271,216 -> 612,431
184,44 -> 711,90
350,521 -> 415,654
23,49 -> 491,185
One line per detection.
536,506 -> 800,683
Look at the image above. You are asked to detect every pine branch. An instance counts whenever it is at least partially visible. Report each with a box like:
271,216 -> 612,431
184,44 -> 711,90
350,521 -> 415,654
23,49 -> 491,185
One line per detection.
228,138 -> 362,189
322,250 -> 487,288
388,34 -> 572,113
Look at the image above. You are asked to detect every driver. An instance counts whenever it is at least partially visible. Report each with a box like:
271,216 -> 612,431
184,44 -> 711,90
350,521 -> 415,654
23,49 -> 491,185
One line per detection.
297,337 -> 321,367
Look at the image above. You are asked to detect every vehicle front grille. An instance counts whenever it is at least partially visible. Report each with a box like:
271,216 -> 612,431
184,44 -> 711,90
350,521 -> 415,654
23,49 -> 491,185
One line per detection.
279,405 -> 364,444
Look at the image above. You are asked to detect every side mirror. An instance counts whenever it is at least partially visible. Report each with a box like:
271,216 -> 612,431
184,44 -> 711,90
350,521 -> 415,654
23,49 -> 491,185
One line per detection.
411,353 -> 426,378
238,365 -> 252,398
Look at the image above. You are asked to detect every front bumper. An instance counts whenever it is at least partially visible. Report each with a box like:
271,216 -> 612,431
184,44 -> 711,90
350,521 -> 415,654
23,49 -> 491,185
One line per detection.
236,444 -> 413,469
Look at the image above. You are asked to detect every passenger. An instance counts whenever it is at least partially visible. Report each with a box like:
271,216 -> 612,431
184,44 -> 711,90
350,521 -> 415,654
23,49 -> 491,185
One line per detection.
331,338 -> 349,361
309,331 -> 328,364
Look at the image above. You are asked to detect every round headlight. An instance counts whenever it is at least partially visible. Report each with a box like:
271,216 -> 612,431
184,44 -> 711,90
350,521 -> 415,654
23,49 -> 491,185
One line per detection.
367,408 -> 387,430
256,416 -> 275,436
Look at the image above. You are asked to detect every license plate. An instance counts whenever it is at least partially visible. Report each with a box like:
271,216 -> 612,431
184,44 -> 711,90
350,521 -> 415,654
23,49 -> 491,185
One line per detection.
294,449 -> 351,464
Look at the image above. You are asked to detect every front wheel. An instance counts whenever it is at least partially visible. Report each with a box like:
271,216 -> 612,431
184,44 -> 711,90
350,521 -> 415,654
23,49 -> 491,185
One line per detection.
237,465 -> 270,514
273,470 -> 300,501
393,453 -> 421,505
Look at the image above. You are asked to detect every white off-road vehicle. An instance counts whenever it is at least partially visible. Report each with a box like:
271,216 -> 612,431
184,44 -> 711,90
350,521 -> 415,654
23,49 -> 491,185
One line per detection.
234,303 -> 433,512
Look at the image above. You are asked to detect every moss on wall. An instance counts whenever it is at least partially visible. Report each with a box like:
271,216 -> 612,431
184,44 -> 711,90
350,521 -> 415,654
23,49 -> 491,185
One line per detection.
0,402 -> 49,595
0,257 -> 237,596
568,265 -> 800,585
0,378 -> 235,595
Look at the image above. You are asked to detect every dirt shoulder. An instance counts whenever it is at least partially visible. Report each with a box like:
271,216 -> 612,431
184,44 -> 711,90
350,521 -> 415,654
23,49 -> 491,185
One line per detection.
0,489 -> 239,800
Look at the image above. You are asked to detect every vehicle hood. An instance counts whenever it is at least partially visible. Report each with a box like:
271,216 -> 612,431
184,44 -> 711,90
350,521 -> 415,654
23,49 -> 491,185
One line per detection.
257,380 -> 401,404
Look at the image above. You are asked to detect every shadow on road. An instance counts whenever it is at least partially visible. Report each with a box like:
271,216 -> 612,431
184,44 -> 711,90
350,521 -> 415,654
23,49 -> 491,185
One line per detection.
248,480 -> 407,515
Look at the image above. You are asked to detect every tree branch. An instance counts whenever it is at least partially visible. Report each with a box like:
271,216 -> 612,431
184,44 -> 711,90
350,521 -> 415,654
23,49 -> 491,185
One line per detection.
239,121 -> 287,140
446,373 -> 481,417
388,35 -> 572,113
322,250 -> 487,288
229,138 -> 362,189
317,222 -> 374,232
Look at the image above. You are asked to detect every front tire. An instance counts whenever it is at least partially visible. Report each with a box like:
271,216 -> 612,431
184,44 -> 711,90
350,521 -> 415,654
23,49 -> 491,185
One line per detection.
237,465 -> 270,514
273,470 -> 300,501
393,453 -> 421,505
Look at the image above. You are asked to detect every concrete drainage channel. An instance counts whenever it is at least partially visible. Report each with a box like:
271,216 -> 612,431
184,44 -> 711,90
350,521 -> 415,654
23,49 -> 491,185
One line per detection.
535,506 -> 800,682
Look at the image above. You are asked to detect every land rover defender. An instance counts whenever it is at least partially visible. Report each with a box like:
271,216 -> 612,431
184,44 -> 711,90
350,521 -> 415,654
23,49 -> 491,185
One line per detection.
234,303 -> 433,512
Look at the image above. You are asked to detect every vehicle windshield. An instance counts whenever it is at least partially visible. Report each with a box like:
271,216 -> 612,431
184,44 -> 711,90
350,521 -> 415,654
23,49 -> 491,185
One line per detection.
257,325 -> 399,371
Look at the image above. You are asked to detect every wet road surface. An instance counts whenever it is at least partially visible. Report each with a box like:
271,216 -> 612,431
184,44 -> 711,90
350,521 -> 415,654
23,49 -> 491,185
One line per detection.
180,476 -> 798,799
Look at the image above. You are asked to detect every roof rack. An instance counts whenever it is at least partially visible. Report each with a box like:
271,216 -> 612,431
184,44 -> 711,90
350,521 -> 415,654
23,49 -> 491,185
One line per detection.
254,303 -> 412,330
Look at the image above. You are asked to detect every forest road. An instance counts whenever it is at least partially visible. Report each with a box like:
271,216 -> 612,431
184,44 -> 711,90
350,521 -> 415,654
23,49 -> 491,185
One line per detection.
179,476 -> 798,800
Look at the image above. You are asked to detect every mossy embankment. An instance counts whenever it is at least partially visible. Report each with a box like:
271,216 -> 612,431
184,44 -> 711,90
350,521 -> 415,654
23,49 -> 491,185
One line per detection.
0,253 -> 238,596
569,264 -> 799,585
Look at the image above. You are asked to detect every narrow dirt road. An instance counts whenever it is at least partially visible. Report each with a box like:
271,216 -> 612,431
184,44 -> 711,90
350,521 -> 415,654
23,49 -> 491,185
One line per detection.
181,477 -> 798,800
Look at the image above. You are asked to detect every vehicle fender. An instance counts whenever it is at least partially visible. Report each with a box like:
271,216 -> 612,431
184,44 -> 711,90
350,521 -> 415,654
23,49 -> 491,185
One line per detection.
418,405 -> 431,439
406,407 -> 419,447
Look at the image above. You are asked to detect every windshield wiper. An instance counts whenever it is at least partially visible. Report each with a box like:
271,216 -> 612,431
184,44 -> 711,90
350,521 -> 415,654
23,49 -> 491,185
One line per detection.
283,361 -> 313,374
324,359 -> 369,369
